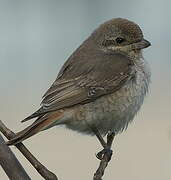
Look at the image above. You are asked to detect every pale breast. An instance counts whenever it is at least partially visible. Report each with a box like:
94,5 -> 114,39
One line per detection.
66,59 -> 151,135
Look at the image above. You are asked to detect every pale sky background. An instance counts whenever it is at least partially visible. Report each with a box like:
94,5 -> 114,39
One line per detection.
0,0 -> 171,179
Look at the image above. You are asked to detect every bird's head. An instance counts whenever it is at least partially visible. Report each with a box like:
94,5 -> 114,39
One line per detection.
91,18 -> 151,57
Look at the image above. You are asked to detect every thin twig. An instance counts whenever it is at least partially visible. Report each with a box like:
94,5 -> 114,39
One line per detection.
0,120 -> 58,180
93,132 -> 115,180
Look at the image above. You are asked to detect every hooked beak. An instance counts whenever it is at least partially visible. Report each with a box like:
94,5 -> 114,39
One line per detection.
133,39 -> 151,50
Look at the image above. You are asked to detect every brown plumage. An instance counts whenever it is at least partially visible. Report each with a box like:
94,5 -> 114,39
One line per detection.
6,18 -> 151,145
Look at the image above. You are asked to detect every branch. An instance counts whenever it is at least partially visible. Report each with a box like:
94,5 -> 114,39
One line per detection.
0,134 -> 31,180
93,132 -> 115,180
0,120 -> 58,180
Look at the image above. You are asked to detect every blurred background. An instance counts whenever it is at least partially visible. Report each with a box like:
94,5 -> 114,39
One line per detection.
0,0 -> 171,179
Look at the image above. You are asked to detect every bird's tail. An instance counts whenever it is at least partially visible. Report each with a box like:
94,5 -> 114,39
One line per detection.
6,111 -> 63,146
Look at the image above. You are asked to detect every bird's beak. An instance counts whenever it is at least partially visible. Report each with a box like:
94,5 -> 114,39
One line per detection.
133,39 -> 151,50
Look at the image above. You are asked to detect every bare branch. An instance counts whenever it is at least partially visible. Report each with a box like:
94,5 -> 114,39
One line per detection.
0,120 -> 58,180
93,132 -> 115,180
0,134 -> 31,180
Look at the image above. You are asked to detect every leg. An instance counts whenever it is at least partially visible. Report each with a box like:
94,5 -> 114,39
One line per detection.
96,131 -> 115,161
90,126 -> 115,161
93,131 -> 115,180
89,126 -> 107,148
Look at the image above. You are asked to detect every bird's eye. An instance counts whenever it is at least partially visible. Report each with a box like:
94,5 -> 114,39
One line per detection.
115,37 -> 125,44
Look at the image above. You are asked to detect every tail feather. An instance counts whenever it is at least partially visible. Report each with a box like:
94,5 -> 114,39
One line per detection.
6,111 -> 63,145
6,123 -> 41,146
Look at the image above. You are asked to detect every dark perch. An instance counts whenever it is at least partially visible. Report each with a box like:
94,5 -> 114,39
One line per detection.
0,120 -> 58,180
0,134 -> 31,180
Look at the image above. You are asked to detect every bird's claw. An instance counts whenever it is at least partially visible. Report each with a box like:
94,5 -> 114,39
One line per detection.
96,148 -> 113,161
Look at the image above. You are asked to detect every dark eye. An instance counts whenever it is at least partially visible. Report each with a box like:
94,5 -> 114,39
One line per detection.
115,37 -> 125,44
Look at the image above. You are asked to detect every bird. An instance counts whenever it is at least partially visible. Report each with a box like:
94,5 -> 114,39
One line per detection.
6,18 -> 151,150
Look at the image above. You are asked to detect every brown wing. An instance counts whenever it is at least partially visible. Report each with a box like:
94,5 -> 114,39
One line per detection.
23,47 -> 135,121
42,49 -> 134,107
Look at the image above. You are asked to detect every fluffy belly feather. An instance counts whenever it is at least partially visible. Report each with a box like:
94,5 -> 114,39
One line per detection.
65,61 -> 150,135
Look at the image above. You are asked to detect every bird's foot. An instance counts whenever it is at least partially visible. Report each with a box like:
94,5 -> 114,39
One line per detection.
95,131 -> 115,162
96,148 -> 113,162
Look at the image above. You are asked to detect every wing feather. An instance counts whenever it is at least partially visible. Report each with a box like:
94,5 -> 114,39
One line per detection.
41,51 -> 134,111
23,48 -> 135,122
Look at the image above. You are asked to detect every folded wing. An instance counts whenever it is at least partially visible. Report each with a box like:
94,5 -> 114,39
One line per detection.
24,49 -> 135,121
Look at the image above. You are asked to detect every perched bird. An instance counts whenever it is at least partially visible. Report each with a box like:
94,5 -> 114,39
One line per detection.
7,18 -> 151,147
